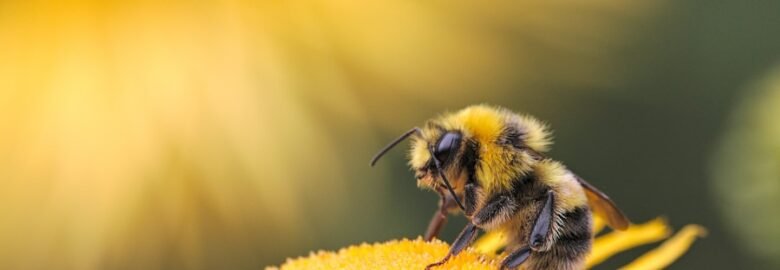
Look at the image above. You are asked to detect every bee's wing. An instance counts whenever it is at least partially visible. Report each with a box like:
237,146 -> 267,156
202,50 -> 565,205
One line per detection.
573,174 -> 630,230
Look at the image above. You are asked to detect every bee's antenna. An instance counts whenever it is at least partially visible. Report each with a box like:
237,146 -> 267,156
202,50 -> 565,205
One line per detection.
431,153 -> 466,211
370,127 -> 422,166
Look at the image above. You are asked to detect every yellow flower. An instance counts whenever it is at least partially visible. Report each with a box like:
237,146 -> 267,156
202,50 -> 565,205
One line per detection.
267,238 -> 494,270
267,217 -> 705,270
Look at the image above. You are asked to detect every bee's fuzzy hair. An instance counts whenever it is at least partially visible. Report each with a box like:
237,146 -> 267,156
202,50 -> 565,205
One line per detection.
405,104 -> 553,194
510,113 -> 553,153
449,104 -> 554,153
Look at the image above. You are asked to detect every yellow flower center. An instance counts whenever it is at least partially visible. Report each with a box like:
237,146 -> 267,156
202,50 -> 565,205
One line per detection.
267,217 -> 706,270
267,238 -> 497,270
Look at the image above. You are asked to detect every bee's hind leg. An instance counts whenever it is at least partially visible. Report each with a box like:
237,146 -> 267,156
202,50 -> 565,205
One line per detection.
499,246 -> 532,270
500,192 -> 554,269
425,223 -> 479,270
529,191 -> 555,251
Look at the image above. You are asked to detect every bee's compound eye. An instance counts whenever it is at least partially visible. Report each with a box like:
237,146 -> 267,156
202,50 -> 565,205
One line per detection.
434,132 -> 461,162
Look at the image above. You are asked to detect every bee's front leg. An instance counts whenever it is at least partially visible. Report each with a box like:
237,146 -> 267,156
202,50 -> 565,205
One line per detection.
423,206 -> 447,241
424,181 -> 479,241
470,192 -> 518,229
424,188 -> 459,241
425,223 -> 479,270
463,182 -> 480,216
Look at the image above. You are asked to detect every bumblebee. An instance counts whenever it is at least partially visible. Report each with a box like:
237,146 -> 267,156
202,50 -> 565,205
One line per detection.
371,105 -> 629,270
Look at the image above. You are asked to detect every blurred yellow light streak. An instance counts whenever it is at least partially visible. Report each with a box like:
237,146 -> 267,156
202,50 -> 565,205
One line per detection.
0,1 -> 656,269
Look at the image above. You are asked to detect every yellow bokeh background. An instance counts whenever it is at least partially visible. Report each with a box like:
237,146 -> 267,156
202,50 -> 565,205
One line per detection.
0,1 -> 778,269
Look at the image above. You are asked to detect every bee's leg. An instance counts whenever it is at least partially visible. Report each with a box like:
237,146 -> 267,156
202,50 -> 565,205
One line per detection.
423,210 -> 447,241
425,223 -> 479,270
499,246 -> 532,270
529,191 -> 555,251
425,188 -> 461,241
500,191 -> 559,270
424,190 -> 450,241
471,193 -> 517,229
424,209 -> 447,241
463,182 -> 479,216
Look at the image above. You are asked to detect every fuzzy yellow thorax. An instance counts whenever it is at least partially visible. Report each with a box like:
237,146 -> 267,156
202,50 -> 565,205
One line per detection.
436,105 -> 552,194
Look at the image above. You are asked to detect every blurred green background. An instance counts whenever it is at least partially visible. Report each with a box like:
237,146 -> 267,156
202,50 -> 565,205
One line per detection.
1,0 -> 779,269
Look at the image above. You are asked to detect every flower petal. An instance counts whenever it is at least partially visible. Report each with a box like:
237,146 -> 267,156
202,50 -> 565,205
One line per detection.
620,224 -> 707,270
473,230 -> 506,255
592,214 -> 607,235
586,217 -> 672,268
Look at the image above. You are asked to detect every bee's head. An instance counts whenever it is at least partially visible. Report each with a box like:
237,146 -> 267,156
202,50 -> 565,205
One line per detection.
406,128 -> 466,191
370,104 -> 552,210
370,125 -> 472,211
